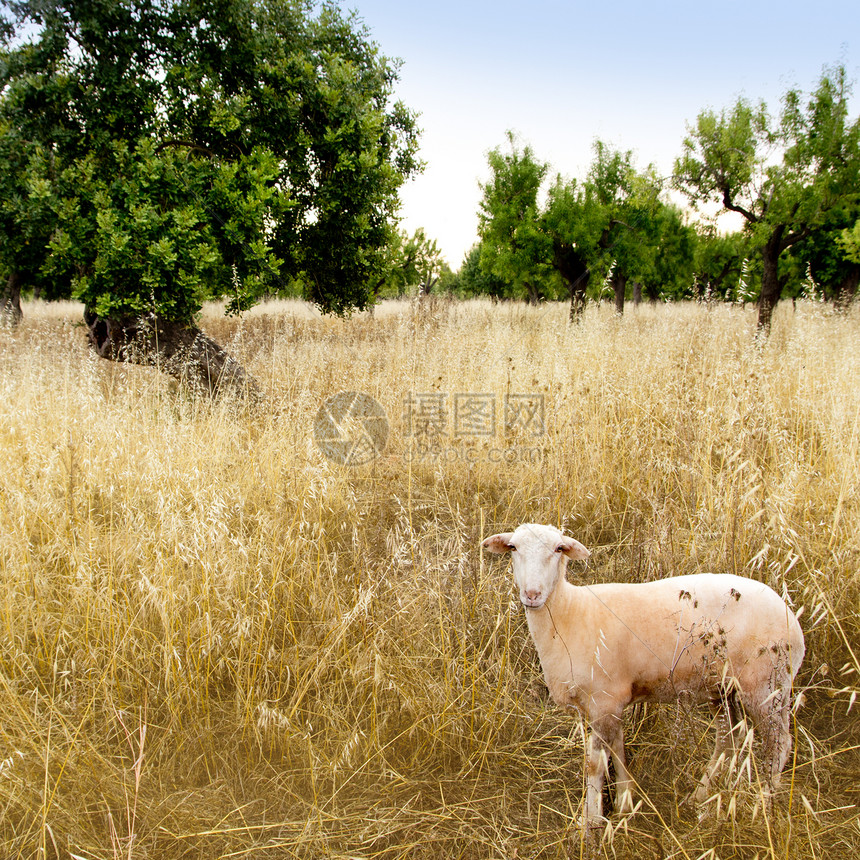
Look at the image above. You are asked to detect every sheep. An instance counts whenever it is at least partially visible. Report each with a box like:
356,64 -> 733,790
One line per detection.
482,523 -> 805,831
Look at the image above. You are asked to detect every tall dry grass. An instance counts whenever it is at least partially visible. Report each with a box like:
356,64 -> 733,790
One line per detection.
0,297 -> 858,859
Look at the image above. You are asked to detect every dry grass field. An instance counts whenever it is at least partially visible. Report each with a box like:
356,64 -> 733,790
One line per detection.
0,297 -> 858,859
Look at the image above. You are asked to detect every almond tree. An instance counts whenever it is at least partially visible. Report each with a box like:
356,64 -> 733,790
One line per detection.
674,64 -> 860,331
378,229 -> 444,298
477,132 -> 552,304
586,142 -> 662,315
541,176 -> 601,320
692,228 -> 750,302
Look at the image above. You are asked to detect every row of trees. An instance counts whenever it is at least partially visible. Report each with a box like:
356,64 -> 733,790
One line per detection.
0,0 -> 858,393
468,65 -> 860,330
469,134 -> 697,317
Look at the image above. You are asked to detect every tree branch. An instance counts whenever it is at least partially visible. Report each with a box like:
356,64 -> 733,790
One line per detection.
780,224 -> 812,252
722,187 -> 757,222
777,202 -> 811,253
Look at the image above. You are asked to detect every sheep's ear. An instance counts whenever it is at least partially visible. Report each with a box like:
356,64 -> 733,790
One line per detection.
560,537 -> 590,560
482,533 -> 515,553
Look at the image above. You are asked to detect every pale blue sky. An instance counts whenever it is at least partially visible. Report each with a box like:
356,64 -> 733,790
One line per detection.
351,0 -> 858,267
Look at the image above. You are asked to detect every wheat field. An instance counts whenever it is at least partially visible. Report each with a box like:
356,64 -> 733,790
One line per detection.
0,297 -> 858,859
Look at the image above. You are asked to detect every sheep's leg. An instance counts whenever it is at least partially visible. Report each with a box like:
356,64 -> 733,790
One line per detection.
607,721 -> 634,814
585,714 -> 630,825
693,696 -> 739,806
584,725 -> 609,826
743,683 -> 792,804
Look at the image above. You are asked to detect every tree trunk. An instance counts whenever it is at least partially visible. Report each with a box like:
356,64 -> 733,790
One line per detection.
612,272 -> 627,315
832,262 -> 860,310
569,283 -> 588,321
552,241 -> 589,322
84,310 -> 261,399
1,271 -> 22,326
525,283 -> 540,305
757,232 -> 785,333
632,281 -> 642,306
419,273 -> 437,298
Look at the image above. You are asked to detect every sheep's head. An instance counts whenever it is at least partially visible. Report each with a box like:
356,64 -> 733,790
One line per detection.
482,524 -> 590,609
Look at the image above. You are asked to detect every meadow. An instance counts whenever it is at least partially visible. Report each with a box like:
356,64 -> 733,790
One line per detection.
0,297 -> 858,859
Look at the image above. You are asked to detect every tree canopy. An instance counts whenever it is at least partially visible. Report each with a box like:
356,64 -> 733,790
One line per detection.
472,67 -> 860,324
0,0 -> 421,335
4,8 -> 859,342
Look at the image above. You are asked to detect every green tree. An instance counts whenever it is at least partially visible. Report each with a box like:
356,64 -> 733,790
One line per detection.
541,176 -> 605,319
0,3 -> 83,321
0,130 -> 64,322
674,64 -> 860,331
636,201 -> 697,303
587,142 -> 637,313
477,132 -> 552,304
584,142 -> 688,313
455,244 -> 510,299
692,228 -> 750,302
0,0 -> 420,390
377,228 -> 444,298
480,136 -> 696,317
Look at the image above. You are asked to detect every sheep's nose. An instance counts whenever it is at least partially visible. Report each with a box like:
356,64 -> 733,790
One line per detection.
522,589 -> 543,606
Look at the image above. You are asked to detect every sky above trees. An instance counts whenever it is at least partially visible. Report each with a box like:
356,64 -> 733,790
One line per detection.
352,0 -> 859,267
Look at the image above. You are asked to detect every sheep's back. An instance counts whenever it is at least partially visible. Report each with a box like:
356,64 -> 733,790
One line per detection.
579,573 -> 804,701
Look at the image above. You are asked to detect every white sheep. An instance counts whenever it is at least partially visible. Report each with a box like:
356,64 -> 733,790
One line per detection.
482,523 -> 805,829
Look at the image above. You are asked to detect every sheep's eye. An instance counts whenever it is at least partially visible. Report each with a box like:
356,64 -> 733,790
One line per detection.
555,545 -> 564,553
507,544 -> 517,551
